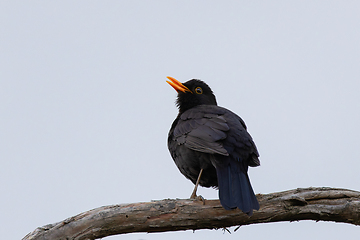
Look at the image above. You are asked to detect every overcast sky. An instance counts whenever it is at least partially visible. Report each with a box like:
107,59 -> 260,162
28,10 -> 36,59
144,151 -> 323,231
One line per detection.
1,1 -> 359,240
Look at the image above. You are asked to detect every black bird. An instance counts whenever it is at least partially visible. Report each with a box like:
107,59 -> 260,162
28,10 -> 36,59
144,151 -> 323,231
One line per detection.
167,76 -> 260,216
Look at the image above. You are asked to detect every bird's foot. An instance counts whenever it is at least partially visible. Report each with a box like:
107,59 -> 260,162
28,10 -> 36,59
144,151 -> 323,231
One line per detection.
196,195 -> 206,204
189,168 -> 204,199
190,194 -> 206,205
190,191 -> 197,199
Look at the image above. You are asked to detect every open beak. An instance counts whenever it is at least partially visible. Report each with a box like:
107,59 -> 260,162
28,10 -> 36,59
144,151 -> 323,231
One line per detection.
166,76 -> 192,93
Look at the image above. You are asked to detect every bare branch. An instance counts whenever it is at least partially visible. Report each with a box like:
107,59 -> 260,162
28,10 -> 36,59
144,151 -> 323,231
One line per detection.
23,187 -> 360,240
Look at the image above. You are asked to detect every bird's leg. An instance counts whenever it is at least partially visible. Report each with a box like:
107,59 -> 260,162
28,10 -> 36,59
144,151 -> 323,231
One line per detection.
190,168 -> 204,199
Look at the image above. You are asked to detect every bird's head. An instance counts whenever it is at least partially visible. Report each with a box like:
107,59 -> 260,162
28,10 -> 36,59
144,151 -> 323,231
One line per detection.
166,76 -> 217,113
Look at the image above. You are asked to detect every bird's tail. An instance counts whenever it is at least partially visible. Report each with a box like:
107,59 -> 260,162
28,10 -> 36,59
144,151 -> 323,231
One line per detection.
216,161 -> 259,216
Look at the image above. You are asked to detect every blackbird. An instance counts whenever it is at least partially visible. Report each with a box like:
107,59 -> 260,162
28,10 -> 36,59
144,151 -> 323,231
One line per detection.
167,76 -> 260,216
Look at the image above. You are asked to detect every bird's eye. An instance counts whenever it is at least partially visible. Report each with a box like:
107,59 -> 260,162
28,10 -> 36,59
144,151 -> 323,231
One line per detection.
195,87 -> 203,94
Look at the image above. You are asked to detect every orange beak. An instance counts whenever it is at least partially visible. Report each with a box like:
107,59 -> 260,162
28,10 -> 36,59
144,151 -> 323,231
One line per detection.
166,76 -> 192,93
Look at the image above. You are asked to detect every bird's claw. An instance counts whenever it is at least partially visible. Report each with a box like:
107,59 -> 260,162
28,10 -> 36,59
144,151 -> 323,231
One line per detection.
190,195 -> 206,205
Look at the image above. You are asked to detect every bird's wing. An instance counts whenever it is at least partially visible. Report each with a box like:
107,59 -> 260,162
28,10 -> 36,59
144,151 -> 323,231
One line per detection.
222,112 -> 260,167
172,105 -> 260,166
172,107 -> 230,156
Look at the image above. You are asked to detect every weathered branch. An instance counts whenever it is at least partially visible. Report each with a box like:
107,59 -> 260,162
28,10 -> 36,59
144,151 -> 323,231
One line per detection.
23,187 -> 360,240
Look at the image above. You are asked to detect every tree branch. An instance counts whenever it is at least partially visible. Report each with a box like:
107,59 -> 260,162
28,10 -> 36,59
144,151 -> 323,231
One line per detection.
23,187 -> 360,240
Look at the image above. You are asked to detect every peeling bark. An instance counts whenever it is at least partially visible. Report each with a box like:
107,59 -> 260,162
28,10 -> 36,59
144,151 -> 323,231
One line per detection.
23,187 -> 360,240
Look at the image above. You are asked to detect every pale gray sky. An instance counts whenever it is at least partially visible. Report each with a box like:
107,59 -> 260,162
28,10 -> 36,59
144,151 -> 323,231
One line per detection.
1,1 -> 359,240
